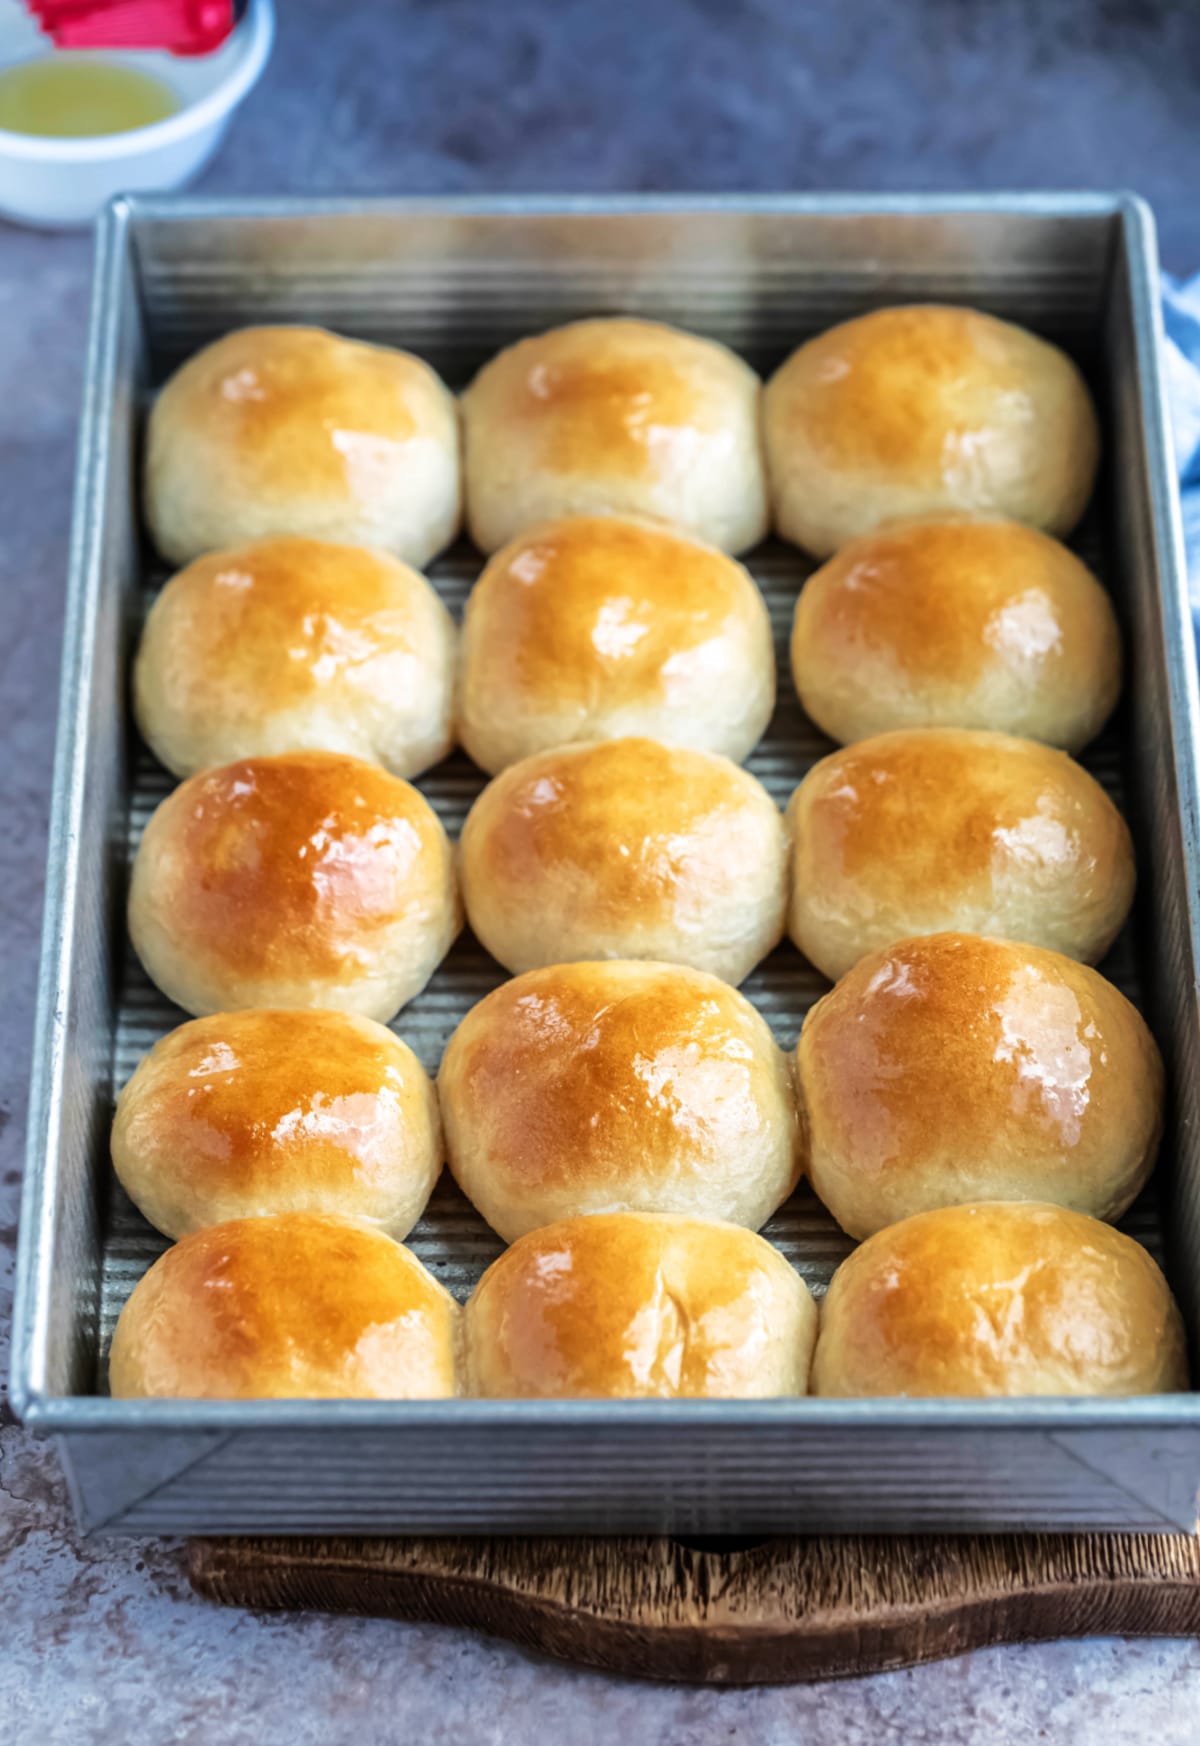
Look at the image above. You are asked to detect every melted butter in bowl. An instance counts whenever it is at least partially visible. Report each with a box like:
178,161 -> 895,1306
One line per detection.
0,0 -> 273,225
0,55 -> 179,138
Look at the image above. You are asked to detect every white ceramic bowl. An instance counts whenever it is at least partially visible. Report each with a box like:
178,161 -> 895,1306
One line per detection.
0,0 -> 273,228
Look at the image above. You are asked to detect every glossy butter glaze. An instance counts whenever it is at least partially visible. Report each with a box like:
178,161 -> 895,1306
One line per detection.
127,750 -> 461,1018
134,535 -> 457,779
787,727 -> 1136,979
109,1212 -> 459,1400
812,1201 -> 1188,1398
460,736 -> 788,981
144,325 -> 461,568
797,932 -> 1163,1237
462,317 -> 769,553
459,513 -> 774,771
439,960 -> 801,1240
112,1008 -> 442,1239
790,516 -> 1121,749
763,304 -> 1101,556
466,1212 -> 817,1398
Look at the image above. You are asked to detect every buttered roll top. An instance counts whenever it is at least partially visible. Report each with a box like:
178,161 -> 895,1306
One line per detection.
466,1212 -> 817,1399
796,933 -> 1163,1239
811,1201 -> 1187,1398
786,728 -> 1135,980
112,1008 -> 443,1240
134,536 -> 457,779
460,737 -> 788,984
764,304 -> 1100,557
127,750 -> 461,1022
790,516 -> 1121,751
144,325 -> 461,569
109,1213 -> 460,1401
438,960 -> 801,1242
462,317 -> 769,554
458,513 -> 774,772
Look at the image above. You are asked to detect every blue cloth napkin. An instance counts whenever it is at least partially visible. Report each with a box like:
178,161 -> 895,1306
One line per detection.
1161,274 -> 1200,606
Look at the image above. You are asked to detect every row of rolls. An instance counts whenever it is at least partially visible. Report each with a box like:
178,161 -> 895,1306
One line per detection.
143,304 -> 1100,573
140,305 -> 1115,772
110,303 -> 1185,1404
136,512 -> 1122,784
111,949 -> 1186,1402
127,726 -> 1136,1018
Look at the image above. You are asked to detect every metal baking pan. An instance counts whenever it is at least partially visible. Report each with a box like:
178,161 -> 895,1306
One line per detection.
12,193 -> 1200,1536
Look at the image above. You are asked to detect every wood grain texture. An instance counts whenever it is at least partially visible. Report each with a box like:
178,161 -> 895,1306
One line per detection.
187,1532 -> 1200,1685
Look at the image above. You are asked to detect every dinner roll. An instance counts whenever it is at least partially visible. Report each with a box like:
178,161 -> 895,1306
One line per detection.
764,306 -> 1100,557
811,1201 -> 1187,1397
439,961 -> 801,1241
112,1009 -> 442,1240
134,537 -> 457,780
128,751 -> 460,1021
797,933 -> 1163,1239
460,738 -> 787,982
458,514 -> 775,773
466,1213 -> 816,1398
791,517 -> 1121,751
144,326 -> 460,568
109,1213 -> 458,1399
787,729 -> 1134,979
462,318 -> 768,554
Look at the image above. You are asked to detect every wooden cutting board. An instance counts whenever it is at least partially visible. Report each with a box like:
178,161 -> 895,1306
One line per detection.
188,1532 -> 1200,1684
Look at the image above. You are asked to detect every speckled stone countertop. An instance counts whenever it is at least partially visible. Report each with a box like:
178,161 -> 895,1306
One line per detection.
6,2 -> 1200,1736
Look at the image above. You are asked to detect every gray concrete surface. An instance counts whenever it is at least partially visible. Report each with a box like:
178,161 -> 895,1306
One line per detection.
6,1 -> 1200,1737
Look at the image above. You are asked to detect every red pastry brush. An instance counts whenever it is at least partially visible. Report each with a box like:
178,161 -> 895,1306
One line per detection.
24,0 -> 242,55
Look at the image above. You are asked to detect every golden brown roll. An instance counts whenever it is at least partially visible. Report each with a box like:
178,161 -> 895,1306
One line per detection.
462,318 -> 769,554
134,537 -> 457,780
144,326 -> 461,569
790,517 -> 1121,751
465,1212 -> 816,1398
811,1201 -> 1187,1398
458,514 -> 775,773
786,728 -> 1134,979
112,1009 -> 442,1240
460,737 -> 788,982
439,960 -> 801,1241
128,751 -> 460,1021
797,933 -> 1163,1239
764,306 -> 1100,557
109,1212 -> 459,1400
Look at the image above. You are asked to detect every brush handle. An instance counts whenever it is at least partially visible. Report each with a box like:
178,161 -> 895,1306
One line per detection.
24,0 -> 239,55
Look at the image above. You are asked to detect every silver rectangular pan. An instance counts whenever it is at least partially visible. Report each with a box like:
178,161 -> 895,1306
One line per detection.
12,194 -> 1200,1536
